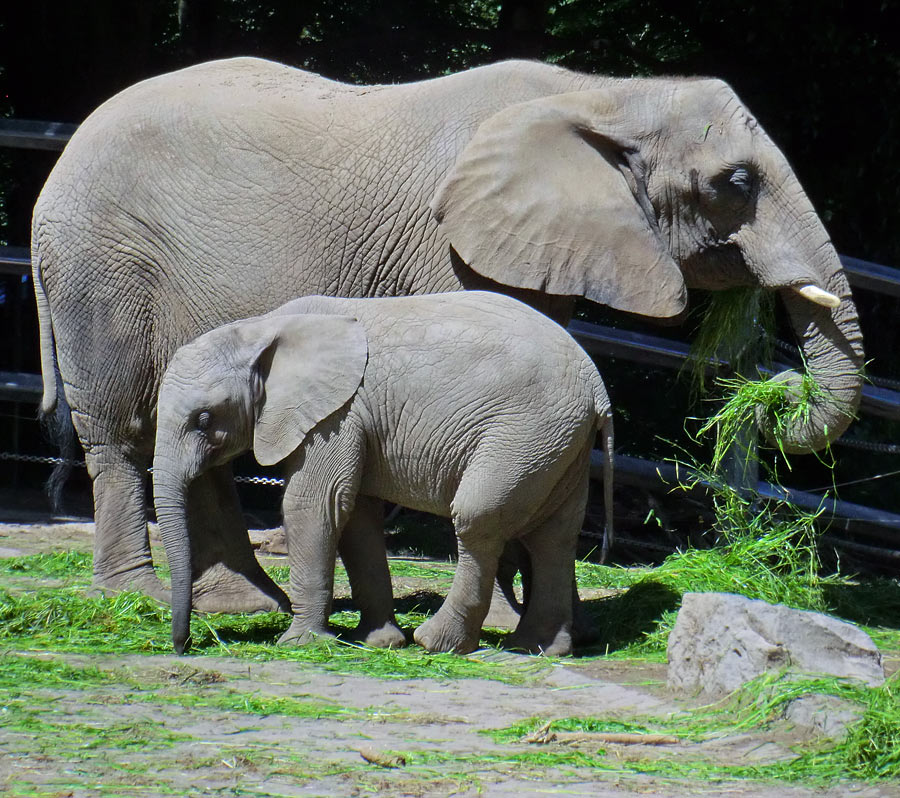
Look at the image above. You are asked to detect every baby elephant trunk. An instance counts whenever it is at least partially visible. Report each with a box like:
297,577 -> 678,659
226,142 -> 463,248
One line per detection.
152,463 -> 194,654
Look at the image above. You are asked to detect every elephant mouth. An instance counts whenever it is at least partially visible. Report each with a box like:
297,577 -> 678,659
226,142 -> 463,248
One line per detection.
679,244 -> 756,292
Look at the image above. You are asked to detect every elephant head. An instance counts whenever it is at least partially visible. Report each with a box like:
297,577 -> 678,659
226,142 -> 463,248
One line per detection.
432,77 -> 863,452
152,312 -> 368,653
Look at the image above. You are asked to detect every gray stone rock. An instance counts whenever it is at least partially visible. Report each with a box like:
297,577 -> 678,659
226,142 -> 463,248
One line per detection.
783,694 -> 863,739
667,592 -> 884,696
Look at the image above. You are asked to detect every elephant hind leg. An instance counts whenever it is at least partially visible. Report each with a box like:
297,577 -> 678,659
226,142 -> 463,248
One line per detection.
413,470 -> 517,654
188,465 -> 291,615
506,443 -> 593,657
86,445 -> 167,602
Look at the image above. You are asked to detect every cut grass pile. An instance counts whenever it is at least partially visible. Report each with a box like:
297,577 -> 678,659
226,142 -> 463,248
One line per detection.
0,549 -> 92,581
0,581 -> 534,683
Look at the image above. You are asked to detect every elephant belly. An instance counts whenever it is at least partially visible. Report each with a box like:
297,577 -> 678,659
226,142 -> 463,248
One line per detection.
358,449 -> 459,520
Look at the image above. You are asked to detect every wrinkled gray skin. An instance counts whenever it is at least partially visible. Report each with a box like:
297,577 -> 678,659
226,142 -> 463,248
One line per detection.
32,58 -> 863,612
153,292 -> 613,656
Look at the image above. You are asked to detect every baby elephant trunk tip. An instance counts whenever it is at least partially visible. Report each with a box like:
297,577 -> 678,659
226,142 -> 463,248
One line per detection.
173,630 -> 191,656
171,604 -> 192,655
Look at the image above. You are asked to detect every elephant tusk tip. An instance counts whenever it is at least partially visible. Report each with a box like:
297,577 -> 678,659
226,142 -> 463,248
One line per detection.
794,284 -> 841,309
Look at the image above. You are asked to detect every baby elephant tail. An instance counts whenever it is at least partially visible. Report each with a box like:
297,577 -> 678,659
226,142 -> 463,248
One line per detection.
591,373 -> 615,563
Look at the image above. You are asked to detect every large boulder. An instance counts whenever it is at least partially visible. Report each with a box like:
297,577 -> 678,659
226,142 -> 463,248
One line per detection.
667,592 -> 884,696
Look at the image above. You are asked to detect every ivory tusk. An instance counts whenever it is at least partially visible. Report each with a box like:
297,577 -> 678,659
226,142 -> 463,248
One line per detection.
794,284 -> 841,308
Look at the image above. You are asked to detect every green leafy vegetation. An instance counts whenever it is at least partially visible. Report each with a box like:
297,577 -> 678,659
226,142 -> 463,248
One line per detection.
0,550 -> 92,580
0,652 -> 118,691
484,672 -> 900,783
687,286 -> 775,398
0,586 -> 531,683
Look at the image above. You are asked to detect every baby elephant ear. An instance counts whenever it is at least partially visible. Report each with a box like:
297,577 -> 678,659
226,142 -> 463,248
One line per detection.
248,314 -> 368,467
431,90 -> 686,318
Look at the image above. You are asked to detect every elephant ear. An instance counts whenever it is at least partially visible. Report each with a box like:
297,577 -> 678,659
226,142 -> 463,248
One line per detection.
243,314 -> 368,467
431,90 -> 686,318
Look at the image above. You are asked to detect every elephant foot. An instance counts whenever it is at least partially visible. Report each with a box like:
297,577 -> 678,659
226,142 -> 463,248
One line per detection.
482,581 -> 524,630
92,565 -> 171,604
355,620 -> 406,649
192,563 -> 291,614
413,612 -> 479,654
506,625 -> 573,657
277,619 -> 335,647
571,602 -> 599,646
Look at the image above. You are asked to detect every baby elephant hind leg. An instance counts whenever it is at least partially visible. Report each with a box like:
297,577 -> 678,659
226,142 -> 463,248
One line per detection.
413,471 -> 517,655
506,442 -> 593,657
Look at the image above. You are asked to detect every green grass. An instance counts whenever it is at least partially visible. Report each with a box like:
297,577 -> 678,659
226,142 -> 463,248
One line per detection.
143,685 -> 377,720
482,671 -> 900,783
386,558 -> 456,581
487,716 -> 657,744
687,286 -> 775,398
0,550 -> 92,580
0,586 -> 534,683
2,706 -> 190,753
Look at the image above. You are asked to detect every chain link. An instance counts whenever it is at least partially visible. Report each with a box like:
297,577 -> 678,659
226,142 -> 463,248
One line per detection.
0,451 -> 86,467
835,437 -> 900,454
0,449 -> 285,486
233,474 -> 285,487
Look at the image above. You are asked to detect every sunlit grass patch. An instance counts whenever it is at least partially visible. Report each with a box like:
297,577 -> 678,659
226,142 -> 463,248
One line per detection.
0,586 -> 531,683
0,550 -> 92,580
486,716 -> 660,744
484,672 -> 900,783
574,560 -> 645,591
0,652 -> 118,692
149,688 -> 372,721
3,709 -> 190,754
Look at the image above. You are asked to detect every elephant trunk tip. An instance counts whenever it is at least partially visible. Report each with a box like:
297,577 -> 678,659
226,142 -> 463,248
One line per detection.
172,607 -> 192,655
754,367 -> 859,455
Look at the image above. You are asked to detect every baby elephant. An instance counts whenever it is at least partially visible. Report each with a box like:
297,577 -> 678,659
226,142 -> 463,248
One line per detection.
153,291 -> 613,656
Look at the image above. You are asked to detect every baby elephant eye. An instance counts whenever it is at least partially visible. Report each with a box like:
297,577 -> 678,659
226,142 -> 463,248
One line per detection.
728,167 -> 753,196
196,411 -> 212,432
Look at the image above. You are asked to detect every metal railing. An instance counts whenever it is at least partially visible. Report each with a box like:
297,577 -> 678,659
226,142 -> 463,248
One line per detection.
3,117 -> 900,549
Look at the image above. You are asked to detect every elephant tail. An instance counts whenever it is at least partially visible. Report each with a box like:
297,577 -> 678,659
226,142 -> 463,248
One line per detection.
32,246 -> 77,513
597,409 -> 615,563
588,366 -> 615,563
32,246 -> 58,416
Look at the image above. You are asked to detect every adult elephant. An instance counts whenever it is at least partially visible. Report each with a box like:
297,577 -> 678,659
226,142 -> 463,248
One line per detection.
32,57 -> 863,611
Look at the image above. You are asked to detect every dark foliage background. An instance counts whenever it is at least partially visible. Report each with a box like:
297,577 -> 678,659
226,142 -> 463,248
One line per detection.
1,1 -> 898,548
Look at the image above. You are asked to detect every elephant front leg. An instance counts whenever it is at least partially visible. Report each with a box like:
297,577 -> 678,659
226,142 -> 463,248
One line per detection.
277,442 -> 362,646
88,446 -> 168,602
188,465 -> 290,615
338,495 -> 406,648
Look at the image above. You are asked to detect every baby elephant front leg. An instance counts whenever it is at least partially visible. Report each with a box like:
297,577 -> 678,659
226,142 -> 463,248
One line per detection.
277,438 -> 362,646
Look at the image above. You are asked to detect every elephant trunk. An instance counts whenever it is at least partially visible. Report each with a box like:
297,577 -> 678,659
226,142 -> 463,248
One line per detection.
741,162 -> 865,453
152,457 -> 194,655
771,273 -> 863,453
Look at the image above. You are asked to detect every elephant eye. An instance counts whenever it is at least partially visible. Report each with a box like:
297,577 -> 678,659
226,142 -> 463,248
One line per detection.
708,165 -> 756,208
729,167 -> 753,197
195,411 -> 211,432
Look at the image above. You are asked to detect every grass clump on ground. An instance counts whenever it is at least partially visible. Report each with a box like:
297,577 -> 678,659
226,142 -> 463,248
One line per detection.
0,549 -> 92,581
0,582 -> 534,683
484,671 -> 900,783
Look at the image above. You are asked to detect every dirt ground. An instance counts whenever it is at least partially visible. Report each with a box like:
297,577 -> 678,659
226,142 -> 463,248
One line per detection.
1,519 -> 898,798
